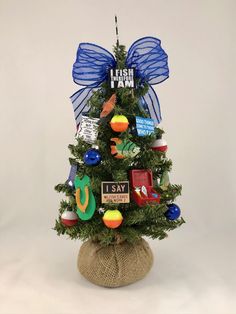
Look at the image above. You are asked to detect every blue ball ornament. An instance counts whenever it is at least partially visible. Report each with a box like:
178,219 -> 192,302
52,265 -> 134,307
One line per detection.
165,203 -> 181,220
83,148 -> 102,166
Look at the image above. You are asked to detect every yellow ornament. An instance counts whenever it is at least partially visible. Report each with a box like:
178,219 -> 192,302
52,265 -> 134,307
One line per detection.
110,115 -> 129,132
102,209 -> 123,229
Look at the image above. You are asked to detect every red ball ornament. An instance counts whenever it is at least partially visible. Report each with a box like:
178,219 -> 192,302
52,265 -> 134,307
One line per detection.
151,138 -> 168,152
61,211 -> 78,227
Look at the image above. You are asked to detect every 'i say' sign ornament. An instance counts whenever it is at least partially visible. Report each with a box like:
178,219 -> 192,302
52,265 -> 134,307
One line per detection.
109,68 -> 135,88
101,181 -> 130,203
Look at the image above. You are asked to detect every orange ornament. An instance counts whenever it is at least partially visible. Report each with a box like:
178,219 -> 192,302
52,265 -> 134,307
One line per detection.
110,115 -> 129,132
102,209 -> 123,229
100,94 -> 116,118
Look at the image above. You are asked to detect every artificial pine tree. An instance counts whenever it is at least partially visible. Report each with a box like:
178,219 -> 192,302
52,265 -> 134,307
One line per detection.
54,37 -> 185,287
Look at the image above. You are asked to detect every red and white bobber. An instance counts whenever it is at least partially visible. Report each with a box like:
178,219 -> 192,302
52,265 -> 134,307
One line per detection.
151,138 -> 168,152
61,211 -> 78,227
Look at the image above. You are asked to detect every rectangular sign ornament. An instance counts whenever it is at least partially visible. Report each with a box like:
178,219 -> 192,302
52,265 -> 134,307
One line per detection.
101,181 -> 130,203
135,116 -> 155,136
109,68 -> 135,89
76,115 -> 99,144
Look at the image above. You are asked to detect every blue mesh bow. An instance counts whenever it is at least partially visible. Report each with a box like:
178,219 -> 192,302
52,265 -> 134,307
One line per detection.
71,37 -> 169,127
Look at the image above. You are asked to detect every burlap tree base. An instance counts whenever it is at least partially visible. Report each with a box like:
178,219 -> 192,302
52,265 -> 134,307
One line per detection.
77,238 -> 153,287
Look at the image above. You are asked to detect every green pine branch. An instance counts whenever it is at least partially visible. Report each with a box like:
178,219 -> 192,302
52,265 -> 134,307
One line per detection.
54,42 -> 185,246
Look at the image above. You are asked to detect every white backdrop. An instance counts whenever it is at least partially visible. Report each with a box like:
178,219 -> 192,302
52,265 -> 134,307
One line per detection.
0,0 -> 235,313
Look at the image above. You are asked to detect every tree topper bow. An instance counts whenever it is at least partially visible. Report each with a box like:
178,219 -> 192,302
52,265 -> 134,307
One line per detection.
71,37 -> 169,127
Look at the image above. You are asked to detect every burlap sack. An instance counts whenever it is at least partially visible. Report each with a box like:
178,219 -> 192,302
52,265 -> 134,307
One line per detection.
77,238 -> 153,287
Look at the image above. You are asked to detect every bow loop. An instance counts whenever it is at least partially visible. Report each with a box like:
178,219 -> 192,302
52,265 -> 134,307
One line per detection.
72,43 -> 116,87
139,85 -> 162,124
71,37 -> 169,127
71,87 -> 99,126
126,37 -> 169,85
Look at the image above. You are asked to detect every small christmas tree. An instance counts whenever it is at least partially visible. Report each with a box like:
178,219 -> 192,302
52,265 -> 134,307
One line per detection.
54,35 -> 185,287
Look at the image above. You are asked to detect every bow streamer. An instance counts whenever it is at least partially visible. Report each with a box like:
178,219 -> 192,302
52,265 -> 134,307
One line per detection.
71,37 -> 169,127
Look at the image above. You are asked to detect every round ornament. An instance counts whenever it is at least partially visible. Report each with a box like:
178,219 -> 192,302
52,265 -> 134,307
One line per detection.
61,211 -> 78,226
83,148 -> 102,166
151,138 -> 168,152
103,209 -> 123,229
110,115 -> 129,132
164,203 -> 181,220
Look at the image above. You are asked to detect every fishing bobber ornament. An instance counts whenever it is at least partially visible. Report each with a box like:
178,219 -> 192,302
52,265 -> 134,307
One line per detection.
110,115 -> 129,132
151,138 -> 168,152
102,209 -> 123,229
61,211 -> 78,227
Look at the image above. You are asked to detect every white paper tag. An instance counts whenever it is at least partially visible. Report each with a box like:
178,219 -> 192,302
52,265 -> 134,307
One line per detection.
77,116 -> 99,144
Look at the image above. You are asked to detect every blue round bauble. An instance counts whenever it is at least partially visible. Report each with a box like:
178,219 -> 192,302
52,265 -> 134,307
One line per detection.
165,203 -> 181,220
83,149 -> 102,166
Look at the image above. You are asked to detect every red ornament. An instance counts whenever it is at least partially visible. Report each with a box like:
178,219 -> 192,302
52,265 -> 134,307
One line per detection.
129,169 -> 161,207
61,211 -> 78,227
151,139 -> 168,152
